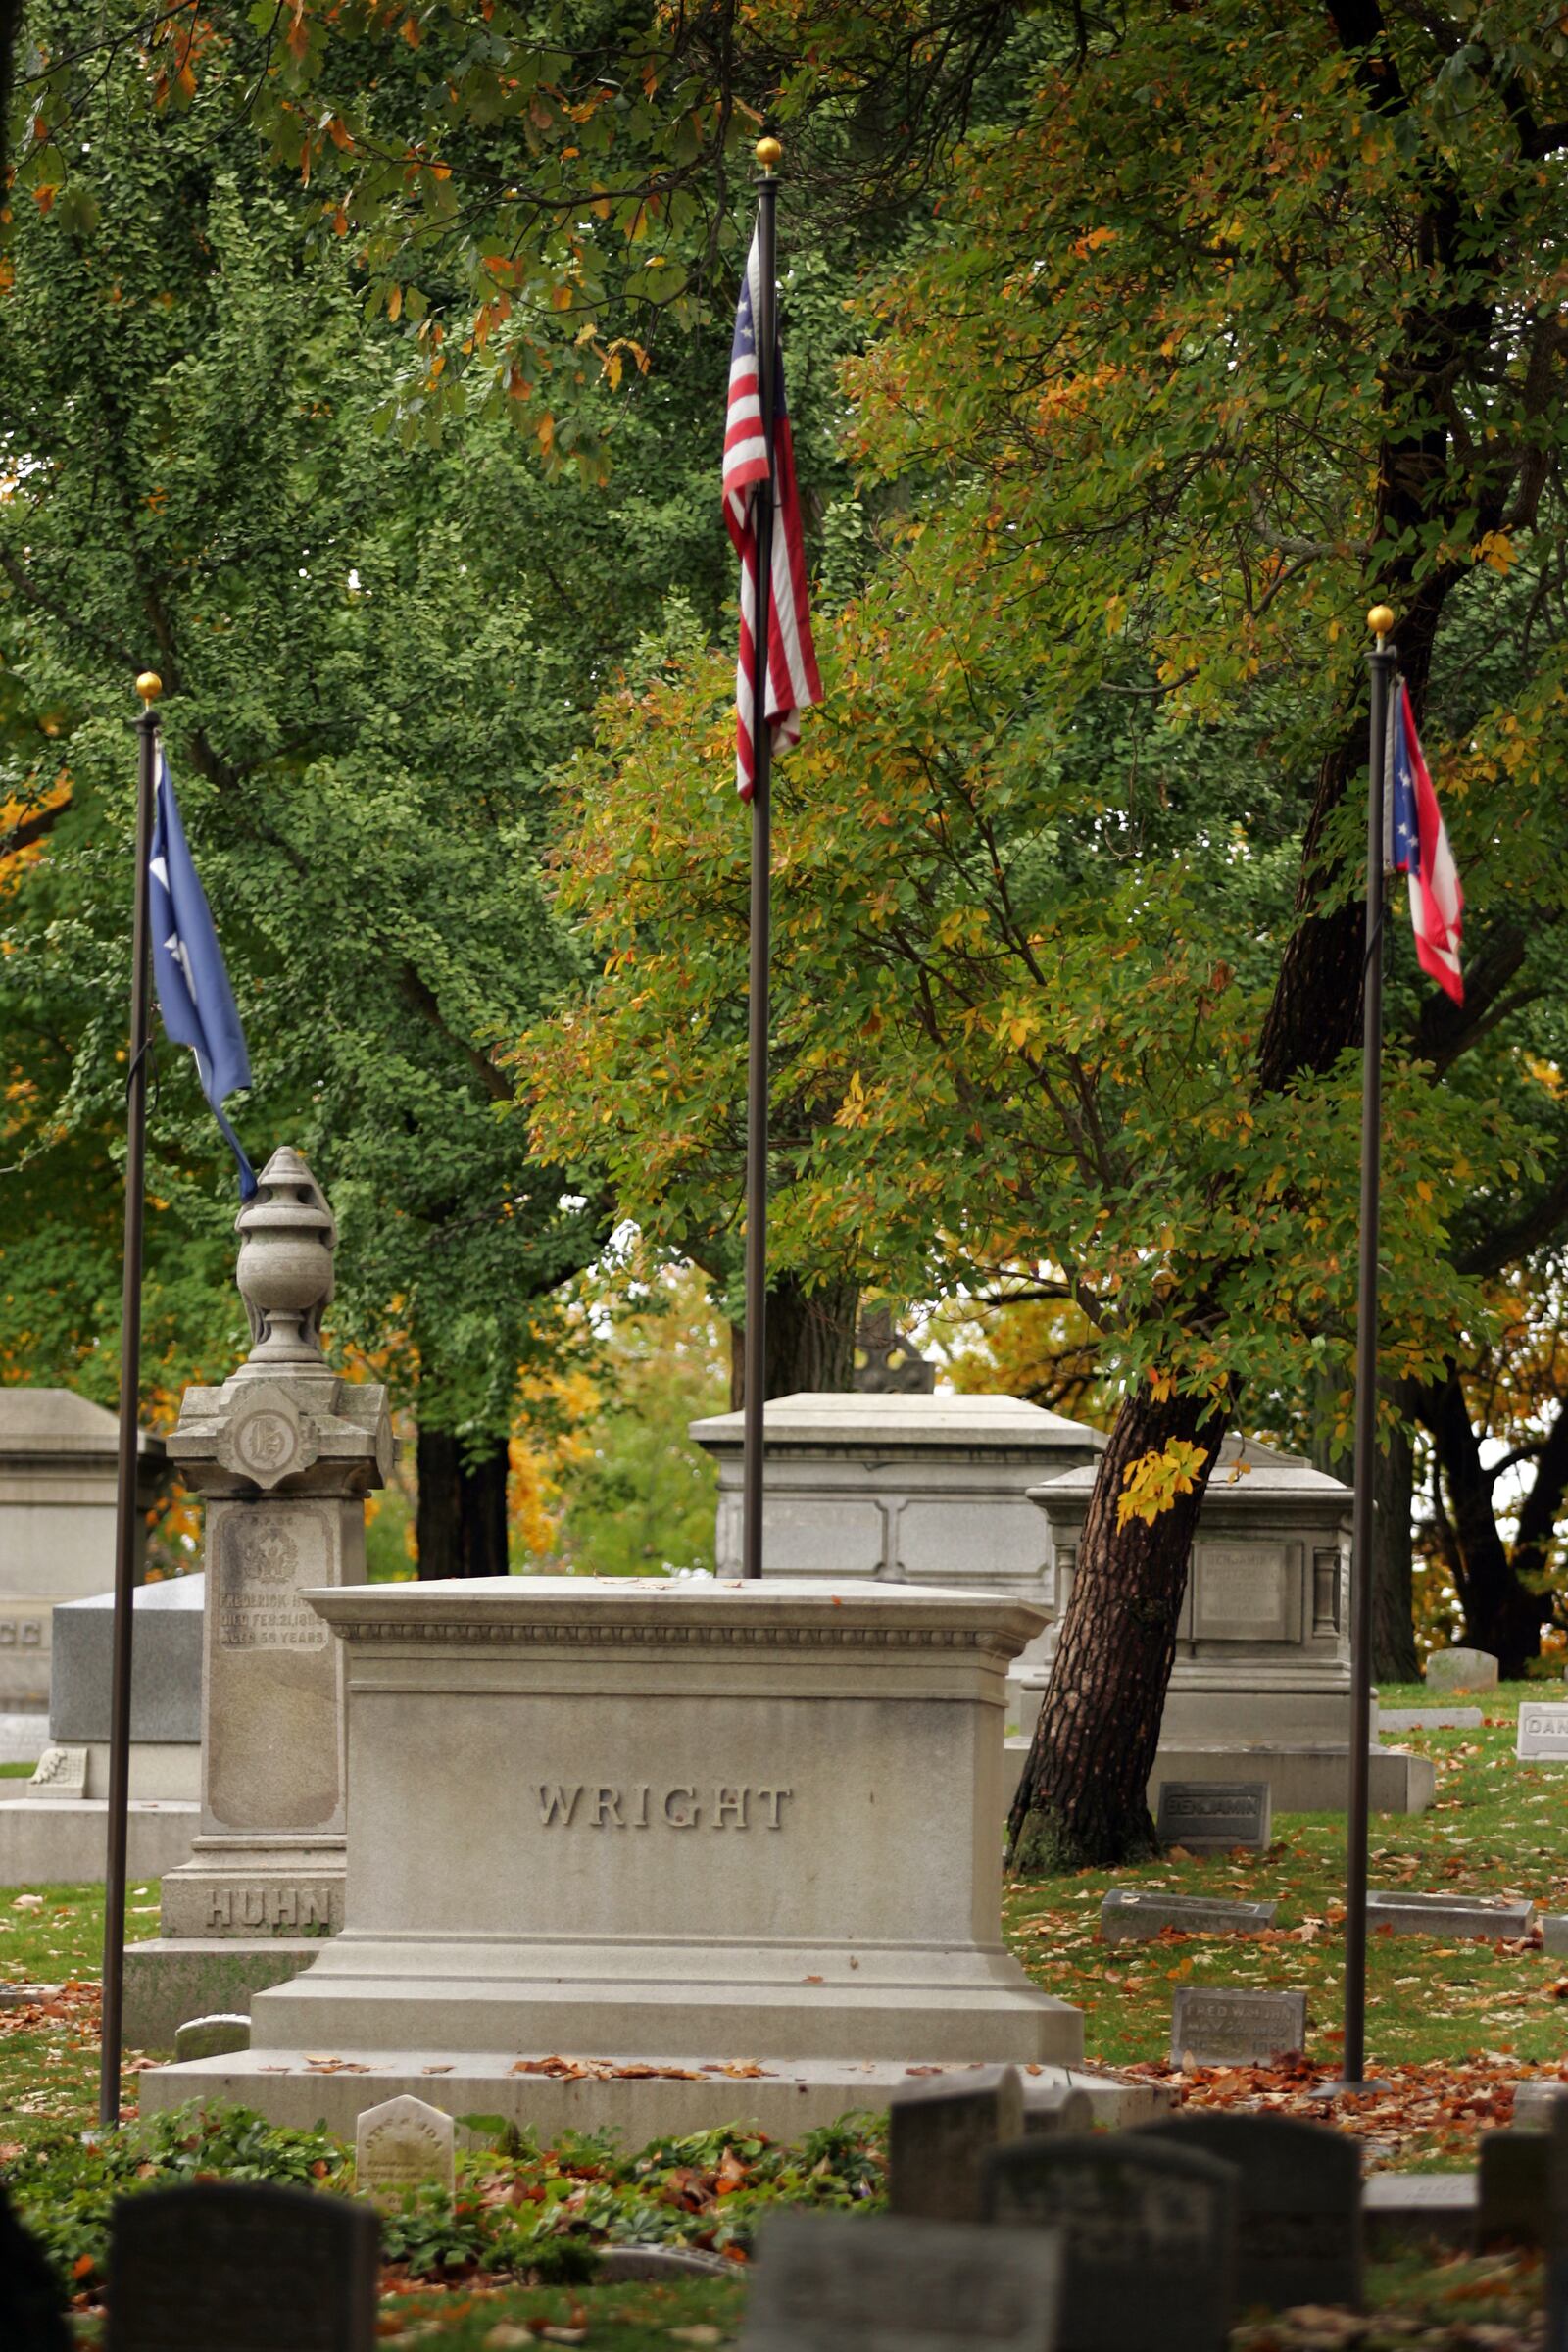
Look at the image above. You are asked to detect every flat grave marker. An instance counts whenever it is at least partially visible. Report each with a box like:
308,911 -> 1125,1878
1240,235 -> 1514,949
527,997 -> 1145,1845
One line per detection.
982,2132 -> 1237,2352
1102,1890 -> 1276,1944
743,2208 -> 1063,2351
1141,2111 -> 1361,2310
1155,1782 -> 1271,1852
1366,1889 -> 1533,1941
1518,1705 -> 1568,1763
1425,1646 -> 1499,1693
106,2181 -> 377,2352
1544,1918 -> 1568,1958
1377,1708 -> 1482,1733
355,2094 -> 456,2198
888,2064 -> 1022,2224
1170,1985 -> 1307,2068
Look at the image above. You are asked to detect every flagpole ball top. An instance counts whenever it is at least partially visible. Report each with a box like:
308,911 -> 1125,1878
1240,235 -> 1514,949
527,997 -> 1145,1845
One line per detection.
1366,604 -> 1396,641
134,670 -> 163,703
755,135 -> 782,172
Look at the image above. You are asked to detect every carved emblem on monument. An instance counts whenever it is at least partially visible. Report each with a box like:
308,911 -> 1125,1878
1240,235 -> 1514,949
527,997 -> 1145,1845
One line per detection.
217,1385 -> 314,1490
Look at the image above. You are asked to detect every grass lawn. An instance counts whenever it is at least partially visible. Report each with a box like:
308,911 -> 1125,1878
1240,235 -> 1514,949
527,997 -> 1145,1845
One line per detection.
1,1681 -> 1565,2343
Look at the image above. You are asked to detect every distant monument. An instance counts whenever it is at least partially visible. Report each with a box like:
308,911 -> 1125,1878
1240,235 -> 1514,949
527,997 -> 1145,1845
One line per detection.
854,1306 -> 936,1395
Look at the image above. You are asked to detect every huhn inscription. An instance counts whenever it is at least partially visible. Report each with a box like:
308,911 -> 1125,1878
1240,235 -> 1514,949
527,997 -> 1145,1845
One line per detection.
537,1783 -> 794,1830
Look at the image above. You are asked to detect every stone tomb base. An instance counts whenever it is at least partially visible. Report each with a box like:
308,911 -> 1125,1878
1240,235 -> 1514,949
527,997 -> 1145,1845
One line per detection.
0,1796 -> 196,1886
144,1578 -> 1082,2127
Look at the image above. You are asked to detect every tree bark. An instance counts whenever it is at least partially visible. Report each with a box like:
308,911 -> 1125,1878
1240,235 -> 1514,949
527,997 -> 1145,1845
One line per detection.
415,1426 -> 511,1578
1371,1401 -> 1419,1684
1420,1365 -> 1544,1674
1007,1385 -> 1229,1871
728,1270 -> 859,1407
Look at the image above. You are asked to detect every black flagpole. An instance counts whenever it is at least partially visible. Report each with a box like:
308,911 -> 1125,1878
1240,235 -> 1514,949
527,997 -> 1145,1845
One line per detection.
99,668 -> 161,2129
1323,602 -> 1396,2100
741,136 -> 780,1582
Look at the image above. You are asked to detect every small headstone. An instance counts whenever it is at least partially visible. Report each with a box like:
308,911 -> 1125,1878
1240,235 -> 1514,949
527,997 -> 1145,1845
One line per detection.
1377,1707 -> 1482,1732
106,2181 -> 377,2352
173,2013 -> 251,2062
1023,2086 -> 1093,2136
1365,1889 -> 1533,1941
1140,2112 -> 1361,2310
0,2180 -> 70,2351
982,2132 -> 1237,2352
1515,2082 -> 1568,2132
598,2244 -> 731,2280
1170,1985 -> 1306,2068
1102,1890 -> 1276,1944
743,2208 -> 1062,2350
27,1744 -> 87,1798
355,2094 -> 457,2198
1544,1917 -> 1568,1958
888,2064 -> 1023,2223
1519,1704 -> 1568,1762
1479,2129 -> 1551,2246
1362,2172 -> 1476,2252
1154,1782 -> 1271,1852
1425,1645 -> 1498,1693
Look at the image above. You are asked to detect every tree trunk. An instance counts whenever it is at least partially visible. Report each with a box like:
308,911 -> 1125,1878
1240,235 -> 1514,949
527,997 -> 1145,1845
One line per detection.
1007,1384 -> 1229,1873
728,1270 -> 859,1407
1371,1403 -> 1419,1683
415,1426 -> 511,1578
1421,1366 -> 1544,1675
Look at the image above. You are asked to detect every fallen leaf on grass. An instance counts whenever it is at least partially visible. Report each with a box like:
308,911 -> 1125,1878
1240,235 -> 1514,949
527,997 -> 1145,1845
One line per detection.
667,2333 -> 723,2347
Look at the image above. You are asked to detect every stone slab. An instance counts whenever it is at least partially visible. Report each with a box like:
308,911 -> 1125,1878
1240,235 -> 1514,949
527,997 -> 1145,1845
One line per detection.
888,2064 -> 1022,2223
0,1797 -> 195,1887
1169,1986 -> 1307,2067
0,1711 -> 49,1767
49,1575 -> 202,1745
139,2050 -> 1137,2141
1378,1708 -> 1483,1732
1139,2112 -> 1361,2311
122,1940 -> 328,2056
106,2180 -> 376,2352
1518,1703 -> 1568,1762
1155,1781 -> 1271,1851
1366,1890 -> 1534,1941
1425,1647 -> 1498,1693
1023,2086 -> 1094,2135
356,2093 -> 456,2197
1513,2082 -> 1568,2130
1362,2172 -> 1476,2251
1544,1917 -> 1568,1958
982,2132 -> 1237,2352
1102,1890 -> 1276,1943
743,2207 -> 1063,2351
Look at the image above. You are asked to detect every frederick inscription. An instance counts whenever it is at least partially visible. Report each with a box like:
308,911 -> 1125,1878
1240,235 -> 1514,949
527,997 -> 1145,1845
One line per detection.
537,1782 -> 793,1831
218,1512 -> 330,1653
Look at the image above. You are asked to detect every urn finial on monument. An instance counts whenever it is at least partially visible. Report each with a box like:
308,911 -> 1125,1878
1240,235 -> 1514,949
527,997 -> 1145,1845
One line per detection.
236,1145 -> 337,1369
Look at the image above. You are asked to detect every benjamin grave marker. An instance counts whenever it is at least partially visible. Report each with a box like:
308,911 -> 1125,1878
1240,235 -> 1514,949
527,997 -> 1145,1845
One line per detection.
1155,1782 -> 1271,1851
1141,2112 -> 1361,2310
355,2094 -> 457,2198
105,2181 -> 377,2352
742,2208 -> 1063,2351
982,2133 -> 1237,2352
1169,1986 -> 1307,2068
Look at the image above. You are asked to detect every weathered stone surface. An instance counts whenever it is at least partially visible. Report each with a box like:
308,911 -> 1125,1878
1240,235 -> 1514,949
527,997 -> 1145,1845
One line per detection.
1517,1703 -> 1568,1762
27,1745 -> 86,1798
1365,1890 -> 1533,1941
983,2133 -> 1237,2352
744,2208 -> 1062,2352
1170,1986 -> 1307,2067
107,2181 -> 377,2352
1362,2173 -> 1476,2251
1425,1647 -> 1499,1693
888,2064 -> 1022,2223
597,2244 -> 730,2280
1023,2086 -> 1094,2135
1378,1707 -> 1482,1732
1140,2112 -> 1360,2310
1102,1890 -> 1276,1943
0,1796 -> 195,1887
1155,1782 -> 1271,1852
173,2013 -> 250,2062
124,1940 -> 323,2057
1513,2082 -> 1568,2131
1544,1916 -> 1568,1958
355,2094 -> 456,2198
50,1576 -> 202,1746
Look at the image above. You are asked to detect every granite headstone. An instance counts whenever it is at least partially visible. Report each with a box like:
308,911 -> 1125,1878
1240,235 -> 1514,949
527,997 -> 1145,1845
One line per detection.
1154,1783 -> 1271,1852
1102,1891 -> 1276,1944
1365,1889 -> 1532,1940
1140,2112 -> 1361,2310
888,2065 -> 1023,2224
1518,1705 -> 1568,1762
743,2208 -> 1063,2351
1169,1986 -> 1307,2068
1425,1647 -> 1498,1693
106,2182 -> 377,2352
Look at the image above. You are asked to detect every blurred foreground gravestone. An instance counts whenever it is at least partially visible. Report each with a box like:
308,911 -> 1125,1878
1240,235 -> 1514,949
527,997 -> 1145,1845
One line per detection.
0,2180 -> 70,2352
1169,1986 -> 1307,2067
1425,1646 -> 1498,1693
982,2133 -> 1237,2352
1141,2112 -> 1360,2310
742,2208 -> 1062,2351
888,2065 -> 1022,2223
105,2181 -> 377,2352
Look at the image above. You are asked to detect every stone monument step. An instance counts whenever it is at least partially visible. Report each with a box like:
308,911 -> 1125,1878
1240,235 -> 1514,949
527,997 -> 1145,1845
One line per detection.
0,1795 -> 196,1886
138,2049 -> 1160,2140
122,1938 -> 332,2055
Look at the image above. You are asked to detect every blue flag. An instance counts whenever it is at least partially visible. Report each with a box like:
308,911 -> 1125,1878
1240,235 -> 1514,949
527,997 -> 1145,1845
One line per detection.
148,758 -> 257,1199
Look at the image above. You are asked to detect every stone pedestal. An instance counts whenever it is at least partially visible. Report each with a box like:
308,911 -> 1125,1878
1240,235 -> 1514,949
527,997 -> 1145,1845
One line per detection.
125,1147 -> 389,2048
143,1577 -> 1084,2135
0,1389 -> 166,1707
689,1393 -> 1103,1696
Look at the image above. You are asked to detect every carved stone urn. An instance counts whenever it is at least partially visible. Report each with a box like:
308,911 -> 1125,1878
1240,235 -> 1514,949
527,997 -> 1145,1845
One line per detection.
234,1146 -> 337,1369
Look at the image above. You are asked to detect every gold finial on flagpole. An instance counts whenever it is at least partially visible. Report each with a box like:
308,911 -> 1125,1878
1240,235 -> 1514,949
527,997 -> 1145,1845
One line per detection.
1366,605 -> 1395,644
756,135 -> 782,173
134,671 -> 163,703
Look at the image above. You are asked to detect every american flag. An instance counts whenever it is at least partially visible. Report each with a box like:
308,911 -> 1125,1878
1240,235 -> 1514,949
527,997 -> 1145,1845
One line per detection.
723,226 -> 821,800
1385,680 -> 1463,1004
